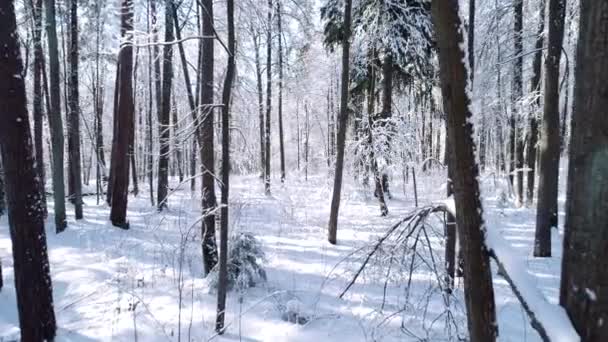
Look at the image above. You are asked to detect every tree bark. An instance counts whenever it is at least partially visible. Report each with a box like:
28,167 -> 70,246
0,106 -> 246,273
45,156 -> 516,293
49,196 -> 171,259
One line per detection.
559,1 -> 608,340
527,0 -> 545,205
264,0 -> 273,195
0,2 -> 57,337
367,56 -> 388,216
512,0 -> 524,204
380,54 -> 393,197
215,0 -> 235,333
535,0 -> 565,257
277,0 -> 286,183
0,159 -> 4,217
252,27 -> 265,178
432,1 -> 498,341
45,0 -> 68,232
200,0 -> 218,275
67,0 -> 84,219
31,0 -> 48,217
157,0 -> 174,211
328,0 -> 352,245
109,0 -> 135,228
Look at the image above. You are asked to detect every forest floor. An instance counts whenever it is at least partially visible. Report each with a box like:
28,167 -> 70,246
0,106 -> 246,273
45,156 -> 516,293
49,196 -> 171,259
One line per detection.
0,169 -> 568,341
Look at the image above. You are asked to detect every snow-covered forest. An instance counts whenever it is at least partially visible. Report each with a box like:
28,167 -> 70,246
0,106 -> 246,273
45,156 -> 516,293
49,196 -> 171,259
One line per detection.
0,0 -> 606,341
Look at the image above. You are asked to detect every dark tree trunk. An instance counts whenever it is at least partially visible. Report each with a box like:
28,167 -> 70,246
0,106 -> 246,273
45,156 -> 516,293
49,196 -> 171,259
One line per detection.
367,57 -> 388,216
45,0 -> 68,232
109,0 -> 135,228
171,96 -> 183,183
327,0 -> 352,245
215,0 -> 235,333
31,0 -> 48,217
468,0 -> 475,86
527,0 -> 545,205
201,0 -> 218,275
559,1 -> 608,340
157,0 -> 174,211
535,0 -> 565,257
277,0 -> 286,183
512,0 -> 524,204
171,1 -> 202,191
0,2 -> 57,337
432,1 -> 498,341
252,28 -> 265,178
67,0 -> 84,219
264,0 -> 273,195
380,54 -> 393,198
146,0 -> 156,206
0,159 -> 4,217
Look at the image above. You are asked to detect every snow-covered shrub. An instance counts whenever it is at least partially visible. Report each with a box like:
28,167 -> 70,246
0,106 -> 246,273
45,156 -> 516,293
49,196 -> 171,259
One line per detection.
281,299 -> 309,325
208,232 -> 267,291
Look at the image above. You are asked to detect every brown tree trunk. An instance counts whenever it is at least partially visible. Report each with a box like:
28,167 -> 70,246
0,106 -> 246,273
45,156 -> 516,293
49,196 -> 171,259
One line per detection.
215,0 -> 235,333
327,0 -> 353,245
67,0 -> 84,219
512,0 -> 524,204
367,56 -> 388,216
264,0 -> 273,195
559,1 -> 608,340
157,0 -> 174,211
0,2 -> 57,337
535,0 -> 565,257
0,159 -> 4,217
252,27 -> 265,178
45,0 -> 68,232
200,0 -> 218,275
527,0 -> 545,205
277,0 -> 286,183
109,0 -> 135,228
31,0 -> 48,217
432,1 -> 498,341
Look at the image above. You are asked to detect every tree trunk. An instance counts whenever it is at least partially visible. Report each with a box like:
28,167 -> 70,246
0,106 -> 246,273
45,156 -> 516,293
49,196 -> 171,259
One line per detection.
432,1 -> 498,341
381,54 -> 393,198
215,0 -> 235,333
45,0 -> 68,232
67,0 -> 84,219
327,0 -> 352,245
200,0 -> 218,275
252,27 -> 265,178
559,1 -> 608,340
31,0 -> 48,217
367,57 -> 388,216
264,0 -> 273,195
527,0 -> 545,205
0,3 -> 57,337
512,0 -> 524,204
277,0 -> 286,183
157,0 -> 174,211
109,0 -> 134,228
535,0 -> 565,257
0,159 -> 4,216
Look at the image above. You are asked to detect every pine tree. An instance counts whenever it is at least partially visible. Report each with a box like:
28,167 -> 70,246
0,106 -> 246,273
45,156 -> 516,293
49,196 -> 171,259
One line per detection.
0,1 -> 57,337
559,1 -> 608,339
200,0 -> 219,275
67,0 -> 84,219
45,0 -> 68,232
535,0 -> 565,257
327,0 -> 353,244
216,0 -> 236,332
109,0 -> 135,228
432,0 -> 497,340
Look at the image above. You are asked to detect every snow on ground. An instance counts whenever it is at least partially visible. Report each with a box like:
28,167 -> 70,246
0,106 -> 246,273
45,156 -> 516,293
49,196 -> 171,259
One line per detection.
0,170 -> 569,341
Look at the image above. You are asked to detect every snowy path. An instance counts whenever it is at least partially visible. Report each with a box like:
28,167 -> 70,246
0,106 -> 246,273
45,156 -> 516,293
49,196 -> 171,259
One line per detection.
0,173 -> 569,341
